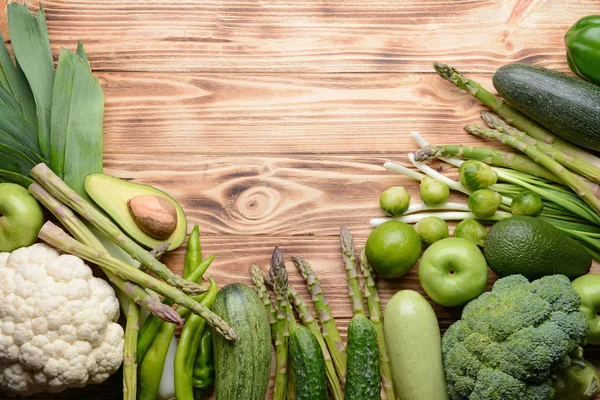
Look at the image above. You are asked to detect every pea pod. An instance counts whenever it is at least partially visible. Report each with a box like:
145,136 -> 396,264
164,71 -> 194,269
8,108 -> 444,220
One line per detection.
184,225 -> 202,278
175,279 -> 218,400
192,329 -> 214,389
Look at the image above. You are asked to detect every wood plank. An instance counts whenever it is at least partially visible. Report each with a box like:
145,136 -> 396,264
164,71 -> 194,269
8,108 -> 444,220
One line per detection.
4,0 -> 593,73
100,71 -> 516,155
104,154 -> 469,237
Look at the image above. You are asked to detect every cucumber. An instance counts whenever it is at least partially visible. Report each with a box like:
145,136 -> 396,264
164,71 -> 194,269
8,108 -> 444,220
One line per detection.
493,64 -> 600,151
383,290 -> 449,400
344,314 -> 380,400
290,326 -> 327,400
212,283 -> 271,400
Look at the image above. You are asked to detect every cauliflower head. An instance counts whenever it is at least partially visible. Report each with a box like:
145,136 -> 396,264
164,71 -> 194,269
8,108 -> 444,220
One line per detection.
0,243 -> 124,396
442,274 -> 589,400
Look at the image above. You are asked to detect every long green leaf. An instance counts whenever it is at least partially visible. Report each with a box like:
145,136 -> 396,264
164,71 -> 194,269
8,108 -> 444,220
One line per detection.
0,169 -> 34,187
76,41 -> 91,70
0,144 -> 36,176
51,49 -> 104,198
8,3 -> 54,160
0,104 -> 41,161
0,32 -> 37,131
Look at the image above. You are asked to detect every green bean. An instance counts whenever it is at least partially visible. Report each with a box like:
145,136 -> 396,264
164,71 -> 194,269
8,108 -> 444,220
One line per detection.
138,292 -> 207,400
137,255 -> 215,362
184,225 -> 202,279
174,279 -> 218,400
192,328 -> 214,389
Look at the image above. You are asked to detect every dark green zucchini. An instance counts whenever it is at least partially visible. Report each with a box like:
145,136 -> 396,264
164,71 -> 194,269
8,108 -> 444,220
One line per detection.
212,283 -> 271,400
493,63 -> 600,151
345,314 -> 381,400
290,326 -> 327,400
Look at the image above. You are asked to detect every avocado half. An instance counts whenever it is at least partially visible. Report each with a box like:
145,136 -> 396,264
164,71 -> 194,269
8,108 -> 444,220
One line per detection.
84,173 -> 187,251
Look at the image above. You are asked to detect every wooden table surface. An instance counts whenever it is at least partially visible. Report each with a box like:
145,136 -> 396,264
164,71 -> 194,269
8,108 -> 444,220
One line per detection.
6,0 -> 600,398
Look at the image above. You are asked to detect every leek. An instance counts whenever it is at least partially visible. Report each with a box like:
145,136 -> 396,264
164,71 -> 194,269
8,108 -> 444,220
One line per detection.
50,48 -> 104,196
7,3 -> 54,159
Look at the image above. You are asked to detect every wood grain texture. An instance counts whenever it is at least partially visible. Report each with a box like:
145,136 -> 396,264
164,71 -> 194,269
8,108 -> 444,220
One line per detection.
4,0 -> 594,73
103,154 -> 468,236
99,71 -> 510,155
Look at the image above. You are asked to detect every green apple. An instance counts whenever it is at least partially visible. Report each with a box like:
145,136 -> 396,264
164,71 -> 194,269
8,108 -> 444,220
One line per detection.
0,183 -> 44,252
418,237 -> 488,307
572,274 -> 600,344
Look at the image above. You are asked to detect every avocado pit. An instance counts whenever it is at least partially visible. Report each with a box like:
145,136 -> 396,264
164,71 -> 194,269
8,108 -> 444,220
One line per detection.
128,195 -> 177,240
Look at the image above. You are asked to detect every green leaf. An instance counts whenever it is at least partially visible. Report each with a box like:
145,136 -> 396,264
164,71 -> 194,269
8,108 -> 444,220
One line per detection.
0,169 -> 34,187
8,3 -> 55,160
0,32 -> 37,132
0,143 -> 36,176
51,49 -> 104,198
76,41 -> 91,70
0,103 -> 41,161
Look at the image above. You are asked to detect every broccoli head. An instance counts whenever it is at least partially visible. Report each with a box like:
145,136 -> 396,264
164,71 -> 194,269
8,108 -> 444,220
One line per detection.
442,274 -> 594,400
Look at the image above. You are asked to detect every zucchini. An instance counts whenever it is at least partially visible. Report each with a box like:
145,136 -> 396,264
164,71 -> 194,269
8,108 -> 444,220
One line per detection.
344,314 -> 380,400
290,326 -> 327,400
383,290 -> 449,400
493,64 -> 600,151
212,283 -> 271,400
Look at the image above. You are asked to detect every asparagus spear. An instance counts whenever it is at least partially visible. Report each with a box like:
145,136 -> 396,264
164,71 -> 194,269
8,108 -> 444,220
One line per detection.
30,163 -> 206,295
481,111 -> 600,185
288,285 -> 344,400
122,301 -> 140,400
465,126 -> 600,213
414,144 -> 560,183
360,249 -> 395,400
29,182 -> 183,325
269,247 -> 290,400
433,63 -> 600,168
340,226 -> 365,316
38,221 -> 238,341
292,256 -> 347,380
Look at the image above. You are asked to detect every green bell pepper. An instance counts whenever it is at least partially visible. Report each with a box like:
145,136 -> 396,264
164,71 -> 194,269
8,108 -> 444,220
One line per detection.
565,15 -> 600,85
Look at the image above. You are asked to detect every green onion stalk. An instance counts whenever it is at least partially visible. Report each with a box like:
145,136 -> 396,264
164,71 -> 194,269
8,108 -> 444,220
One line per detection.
383,136 -> 600,259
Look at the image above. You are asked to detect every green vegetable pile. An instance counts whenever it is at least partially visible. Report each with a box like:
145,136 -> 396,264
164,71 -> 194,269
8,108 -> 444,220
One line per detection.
442,275 -> 597,400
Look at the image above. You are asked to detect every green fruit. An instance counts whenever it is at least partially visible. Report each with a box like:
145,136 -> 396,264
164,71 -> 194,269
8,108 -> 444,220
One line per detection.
483,216 -> 591,280
414,216 -> 448,245
0,183 -> 44,252
379,186 -> 410,216
572,274 -> 600,345
365,221 -> 421,278
418,238 -> 488,307
85,173 -> 186,250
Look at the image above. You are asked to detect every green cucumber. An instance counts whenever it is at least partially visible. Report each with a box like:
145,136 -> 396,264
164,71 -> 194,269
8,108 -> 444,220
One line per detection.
344,314 -> 380,400
212,283 -> 271,400
290,326 -> 327,400
384,290 -> 449,400
493,64 -> 600,151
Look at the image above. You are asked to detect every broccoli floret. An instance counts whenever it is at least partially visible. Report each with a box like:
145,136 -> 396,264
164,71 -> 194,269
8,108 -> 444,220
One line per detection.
442,274 -> 589,400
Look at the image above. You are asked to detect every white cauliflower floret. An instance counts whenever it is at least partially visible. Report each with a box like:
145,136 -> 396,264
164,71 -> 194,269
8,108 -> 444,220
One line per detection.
0,243 -> 123,396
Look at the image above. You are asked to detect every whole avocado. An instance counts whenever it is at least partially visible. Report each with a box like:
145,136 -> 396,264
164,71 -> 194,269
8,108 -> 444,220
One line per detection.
493,63 -> 600,151
483,216 -> 591,280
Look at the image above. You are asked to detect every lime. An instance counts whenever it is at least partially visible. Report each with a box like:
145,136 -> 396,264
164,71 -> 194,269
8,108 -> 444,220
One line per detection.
365,221 -> 422,278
